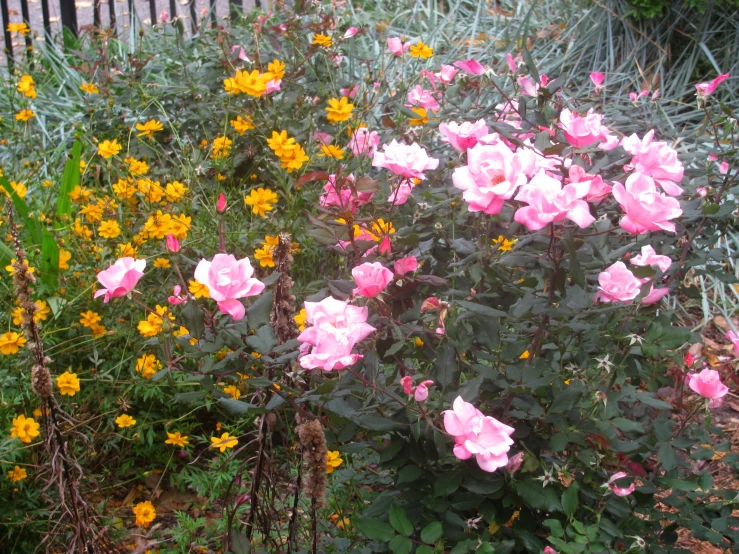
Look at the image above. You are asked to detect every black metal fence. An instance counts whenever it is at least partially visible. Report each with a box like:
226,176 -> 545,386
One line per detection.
1,0 -> 261,65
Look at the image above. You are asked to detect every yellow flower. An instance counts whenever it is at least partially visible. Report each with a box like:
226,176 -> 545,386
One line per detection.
135,354 -> 162,378
312,34 -> 332,47
42,179 -> 53,187
5,258 -> 34,275
153,258 -> 171,269
135,119 -> 164,137
330,513 -> 351,530
80,203 -> 104,223
6,465 -> 27,482
56,371 -> 80,397
230,115 -> 255,135
254,246 -> 275,268
115,414 -> 136,428
211,136 -> 232,159
137,305 -> 174,337
137,178 -> 165,203
16,74 -> 36,98
117,242 -> 138,258
112,178 -> 138,200
294,308 -> 307,331
58,249 -> 72,270
169,214 -> 191,239
244,188 -> 278,217
11,306 -> 23,326
98,140 -> 122,159
165,180 -> 187,202
370,218 -> 396,240
98,220 -> 121,239
266,59 -> 286,81
267,130 -> 298,157
325,97 -> 354,124
125,157 -> 149,176
90,323 -> 107,338
409,41 -> 433,59
69,185 -> 93,203
279,145 -> 310,173
318,144 -> 345,159
326,451 -> 343,474
188,280 -> 210,298
223,69 -> 269,97
80,82 -> 99,94
519,350 -> 530,359
165,432 -> 189,447
415,337 -> 424,347
492,235 -> 517,252
409,107 -> 429,126
73,218 -> 93,240
211,432 -> 238,452
33,299 -> 50,323
15,109 -> 35,122
10,414 -> 40,443
132,500 -> 156,527
223,385 -> 241,400
7,22 -> 30,36
0,332 -> 27,355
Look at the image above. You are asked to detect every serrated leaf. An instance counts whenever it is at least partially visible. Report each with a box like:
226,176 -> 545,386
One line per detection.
434,471 -> 462,497
356,517 -> 395,542
420,521 -> 443,543
562,483 -> 579,517
389,504 -> 414,536
515,478 -> 562,512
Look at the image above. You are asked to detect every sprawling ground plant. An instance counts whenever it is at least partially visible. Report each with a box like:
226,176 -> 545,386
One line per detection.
1,1 -> 738,553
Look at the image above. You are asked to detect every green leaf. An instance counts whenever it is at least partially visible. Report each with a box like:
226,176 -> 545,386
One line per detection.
562,483 -> 580,517
565,239 -> 585,288
356,518 -> 395,542
544,519 -> 565,538
456,300 -> 506,318
57,141 -> 81,221
420,521 -> 443,543
0,240 -> 13,266
433,343 -> 457,387
549,389 -> 583,414
218,398 -> 258,415
389,504 -> 414,536
434,471 -> 462,497
230,530 -> 251,554
40,231 -> 59,288
396,465 -> 422,485
514,478 -> 562,512
174,391 -> 206,404
388,536 -> 412,554
416,547 -> 435,554
182,301 -> 205,339
247,291 -> 273,330
659,443 -> 677,470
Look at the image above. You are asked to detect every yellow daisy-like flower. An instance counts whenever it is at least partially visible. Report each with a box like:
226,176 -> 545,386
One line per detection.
318,144 -> 345,159
16,74 -> 36,98
244,188 -> 278,217
223,385 -> 241,400
90,323 -> 107,338
211,136 -> 232,160
519,350 -> 530,359
266,130 -> 298,158
5,258 -> 34,275
7,22 -> 30,36
58,249 -> 72,270
294,308 -> 307,331
0,332 -> 27,355
135,119 -> 164,137
325,97 -> 354,124
370,218 -> 396,240
10,414 -> 40,443
279,145 -> 310,173
211,432 -> 238,452
6,465 -> 27,482
188,280 -> 210,298
132,500 -> 156,527
492,235 -> 517,252
15,109 -> 36,122
98,220 -> 121,239
230,115 -> 255,136
135,354 -> 162,379
98,139 -> 122,159
165,180 -> 187,202
223,69 -> 270,97
254,246 -> 275,268
153,258 -> 171,269
33,299 -> 50,323
117,242 -> 138,258
415,337 -> 425,347
409,41 -> 433,59
125,157 -> 149,176
115,414 -> 136,428
326,451 -> 343,474
80,203 -> 104,223
165,432 -> 189,447
56,371 -> 80,397
80,82 -> 99,94
266,59 -> 286,81
409,107 -> 429,126
312,34 -> 332,47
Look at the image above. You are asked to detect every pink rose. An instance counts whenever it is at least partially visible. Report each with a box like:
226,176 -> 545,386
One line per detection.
514,170 -> 595,231
436,65 -> 459,83
340,84 -> 359,98
372,140 -> 439,180
388,181 -> 414,205
265,79 -> 282,94
320,174 -> 373,213
387,36 -> 410,56
621,130 -> 684,196
728,331 -> 739,357
193,253 -> 265,321
439,119 -> 489,152
505,53 -> 519,73
216,193 -> 227,213
452,142 -> 527,214
406,85 -> 440,111
443,396 -> 515,472
414,380 -> 434,401
506,451 -> 524,475
379,235 -> 392,256
231,45 -> 250,62
400,376 -> 413,395
165,234 -> 180,253
568,165 -> 612,203
608,472 -> 635,496
559,108 -> 618,150
394,256 -> 418,275
159,10 -> 169,23
686,369 -> 729,407
593,262 -> 643,303
453,59 -> 485,75
544,548 -> 557,554
352,262 -> 393,298
94,257 -> 146,303
313,130 -> 333,146
168,285 -> 187,305
347,127 -> 379,157
612,173 -> 682,234
590,72 -> 605,92
719,161 -> 729,175
641,286 -> 670,306
297,297 -> 376,371
630,245 -> 671,272
343,27 -> 359,39
695,73 -> 730,98
517,75 -> 539,97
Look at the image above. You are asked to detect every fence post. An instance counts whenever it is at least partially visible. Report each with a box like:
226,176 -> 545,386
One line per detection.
229,0 -> 242,21
59,0 -> 79,37
40,0 -> 51,39
149,0 -> 157,25
0,0 -> 13,69
19,0 -> 32,53
108,0 -> 117,36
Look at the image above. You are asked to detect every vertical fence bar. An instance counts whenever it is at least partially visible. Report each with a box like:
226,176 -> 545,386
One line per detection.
19,0 -> 32,51
188,0 -> 197,35
168,0 -> 176,21
108,0 -> 118,36
229,0 -> 242,21
128,0 -> 135,35
40,0 -> 51,39
60,0 -> 79,37
149,0 -> 156,25
94,0 -> 101,28
209,0 -> 216,28
0,0 -> 13,69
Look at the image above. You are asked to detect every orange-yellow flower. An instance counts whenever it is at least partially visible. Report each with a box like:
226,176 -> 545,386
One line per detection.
211,432 -> 238,452
325,97 -> 354,124
0,332 -> 27,355
56,371 -> 80,397
115,414 -> 136,428
98,140 -> 122,159
6,465 -> 27,482
409,41 -> 433,59
135,119 -> 164,137
244,188 -> 278,217
132,501 -> 156,527
10,414 -> 40,443
312,34 -> 332,47
165,432 -> 189,447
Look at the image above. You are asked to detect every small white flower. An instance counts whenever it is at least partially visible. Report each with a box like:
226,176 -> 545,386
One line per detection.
627,334 -> 644,346
594,354 -> 614,373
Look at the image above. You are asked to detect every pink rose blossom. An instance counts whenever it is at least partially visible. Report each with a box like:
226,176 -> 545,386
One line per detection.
165,234 -> 180,253
686,369 -> 729,407
568,165 -> 612,203
559,108 -> 619,150
406,85 -> 440,111
544,548 -> 557,554
443,396 -> 515,472
630,245 -> 671,272
217,193 -> 227,213
593,262 -> 643,304
343,27 -> 358,39
387,36 -> 410,56
452,142 -> 527,214
372,140 -> 439,180
297,297 -> 376,371
400,376 -> 413,395
95,257 -> 146,303
727,331 -> 739,357
608,472 -> 635,497
168,285 -> 187,305
265,79 -> 282,94
414,380 -> 434,401
612,173 -> 682,234
436,65 -> 459,83
695,73 -> 730,97
340,84 -> 359,98
514,170 -> 596,231
379,235 -> 392,256
641,286 -> 670,305
517,75 -> 539,97
388,181 -> 414,206
439,120 -> 489,152
394,256 -> 418,275
621,130 -> 684,196
506,451 -> 524,475
347,127 -> 379,157
320,174 -> 373,213
352,262 -> 393,298
159,10 -> 169,23
590,72 -> 605,92
193,254 -> 265,321
231,45 -> 250,62
697,187 -> 708,197
719,161 -> 730,174
505,52 -> 519,73
453,59 -> 485,75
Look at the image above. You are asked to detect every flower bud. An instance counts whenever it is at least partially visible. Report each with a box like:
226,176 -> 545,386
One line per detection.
165,234 -> 180,253
217,193 -> 227,213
